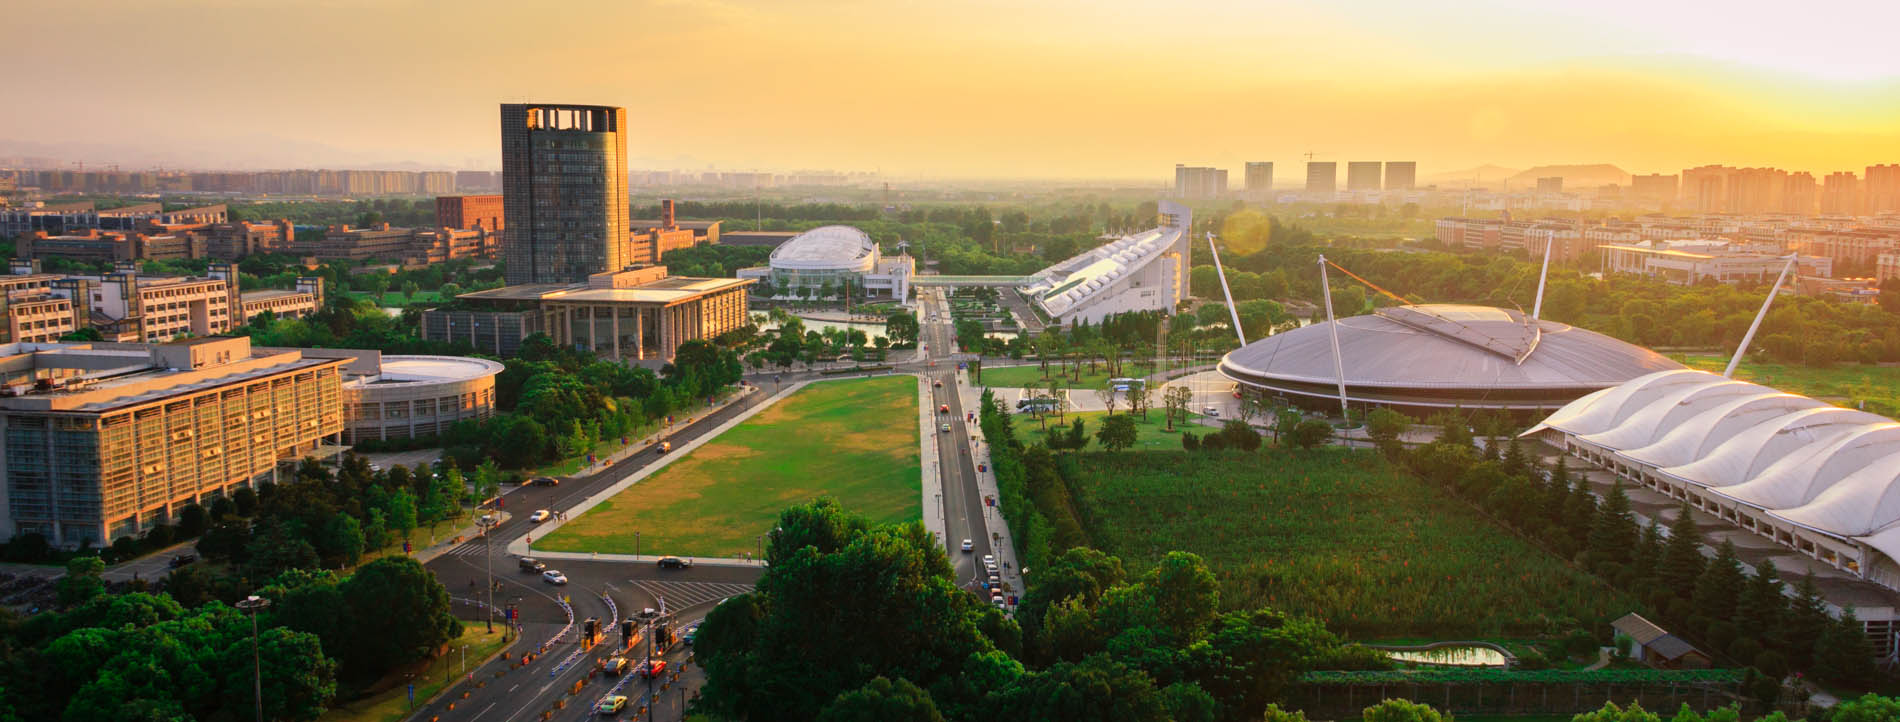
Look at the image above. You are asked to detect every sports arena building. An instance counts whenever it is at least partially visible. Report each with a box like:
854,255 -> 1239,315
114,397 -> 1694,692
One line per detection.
1019,201 -> 1192,326
737,225 -> 914,299
1217,304 -> 1682,415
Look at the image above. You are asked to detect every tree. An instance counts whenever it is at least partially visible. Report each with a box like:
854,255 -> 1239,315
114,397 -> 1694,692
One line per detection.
1183,607 -> 1337,720
1362,698 -> 1451,722
1690,540 -> 1746,645
994,655 -> 1168,722
176,503 -> 210,539
1129,382 -> 1153,421
233,486 -> 259,516
1290,419 -> 1332,450
382,488 -> 418,543
1366,407 -> 1408,457
57,556 -> 106,608
224,627 -> 337,722
1095,380 -> 1119,416
1585,481 -> 1638,573
885,311 -> 919,346
1096,415 -> 1138,452
1830,693 -> 1900,722
1657,504 -> 1706,602
336,557 -> 460,682
1162,386 -> 1192,431
317,513 -> 365,568
1570,701 -> 1662,722
816,677 -> 945,722
1813,607 -> 1874,686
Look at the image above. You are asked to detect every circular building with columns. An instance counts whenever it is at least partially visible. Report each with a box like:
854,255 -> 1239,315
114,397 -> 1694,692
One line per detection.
340,355 -> 503,443
736,225 -> 913,299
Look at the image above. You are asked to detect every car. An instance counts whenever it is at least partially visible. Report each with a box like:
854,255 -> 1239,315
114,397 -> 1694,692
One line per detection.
684,623 -> 701,645
168,553 -> 197,569
543,570 -> 568,585
604,657 -> 631,676
940,423 -> 950,433
960,539 -> 974,552
527,476 -> 559,487
656,441 -> 672,454
990,574 -> 1002,587
1203,406 -> 1220,417
981,554 -> 996,567
993,596 -> 1008,609
635,659 -> 668,679
932,380 -> 942,388
657,556 -> 692,570
595,695 -> 628,715
938,404 -> 950,414
519,557 -> 546,572
529,509 -> 552,523
370,463 -> 383,473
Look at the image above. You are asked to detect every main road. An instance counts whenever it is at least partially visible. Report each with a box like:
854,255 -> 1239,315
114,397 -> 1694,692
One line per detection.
415,289 -> 997,721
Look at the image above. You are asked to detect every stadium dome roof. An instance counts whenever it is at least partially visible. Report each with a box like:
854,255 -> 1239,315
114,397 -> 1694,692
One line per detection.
1217,304 -> 1681,411
768,225 -> 876,271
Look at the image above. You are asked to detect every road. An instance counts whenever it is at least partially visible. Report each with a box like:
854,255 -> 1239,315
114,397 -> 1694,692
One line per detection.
415,288 -> 998,721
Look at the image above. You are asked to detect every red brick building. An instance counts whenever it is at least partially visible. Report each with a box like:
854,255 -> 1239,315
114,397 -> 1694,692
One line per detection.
436,194 -> 504,231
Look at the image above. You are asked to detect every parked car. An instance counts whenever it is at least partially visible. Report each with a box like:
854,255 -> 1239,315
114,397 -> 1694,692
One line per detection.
960,539 -> 974,552
543,570 -> 568,585
1203,406 -> 1220,417
657,556 -> 692,570
530,509 -> 552,523
519,557 -> 546,572
981,554 -> 996,567
595,695 -> 628,715
168,553 -> 197,569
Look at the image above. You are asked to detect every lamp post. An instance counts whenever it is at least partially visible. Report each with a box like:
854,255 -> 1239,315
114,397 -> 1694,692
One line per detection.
479,515 -> 496,632
236,595 -> 271,722
635,530 -> 640,559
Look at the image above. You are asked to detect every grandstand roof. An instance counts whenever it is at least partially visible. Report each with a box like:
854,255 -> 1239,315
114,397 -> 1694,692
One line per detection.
1528,369 -> 1900,546
1019,212 -> 1188,320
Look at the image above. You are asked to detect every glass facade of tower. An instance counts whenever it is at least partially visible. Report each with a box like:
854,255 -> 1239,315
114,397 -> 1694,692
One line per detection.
500,104 -> 630,286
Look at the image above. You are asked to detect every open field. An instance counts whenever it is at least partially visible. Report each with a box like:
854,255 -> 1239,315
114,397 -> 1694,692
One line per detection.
535,376 -> 920,557
319,625 -> 508,722
1065,448 -> 1638,639
1676,354 -> 1900,413
1012,409 -> 1204,451
977,361 -> 1157,390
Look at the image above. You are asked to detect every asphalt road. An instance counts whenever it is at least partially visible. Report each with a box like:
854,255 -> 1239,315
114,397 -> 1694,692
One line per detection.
414,290 -> 992,722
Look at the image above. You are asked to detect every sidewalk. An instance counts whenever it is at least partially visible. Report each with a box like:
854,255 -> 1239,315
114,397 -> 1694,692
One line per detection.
955,370 -> 1026,608
918,374 -> 949,551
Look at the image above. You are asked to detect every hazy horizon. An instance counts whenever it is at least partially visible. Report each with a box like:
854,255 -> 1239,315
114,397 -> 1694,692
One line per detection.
8,0 -> 1900,181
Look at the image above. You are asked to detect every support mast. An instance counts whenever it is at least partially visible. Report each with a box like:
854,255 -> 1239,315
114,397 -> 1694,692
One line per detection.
1725,254 -> 1798,379
1318,255 -> 1350,421
1206,232 -> 1247,346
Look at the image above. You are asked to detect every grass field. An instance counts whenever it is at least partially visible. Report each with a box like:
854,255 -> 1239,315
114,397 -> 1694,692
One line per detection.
978,361 -> 1157,390
535,376 -> 920,557
320,625 -> 509,722
1676,354 -> 1900,412
1065,448 -> 1636,640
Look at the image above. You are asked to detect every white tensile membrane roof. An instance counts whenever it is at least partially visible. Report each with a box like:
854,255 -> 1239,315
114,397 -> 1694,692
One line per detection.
1529,368 -> 1900,545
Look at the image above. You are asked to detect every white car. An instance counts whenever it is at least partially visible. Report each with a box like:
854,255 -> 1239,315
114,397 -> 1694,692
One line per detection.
530,509 -> 552,523
542,570 -> 568,585
960,539 -> 974,552
981,554 -> 996,567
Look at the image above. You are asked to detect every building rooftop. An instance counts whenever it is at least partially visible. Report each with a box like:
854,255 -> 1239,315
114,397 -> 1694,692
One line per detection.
240,289 -> 309,302
769,226 -> 875,268
0,338 -> 347,414
342,355 -> 502,388
455,274 -> 752,306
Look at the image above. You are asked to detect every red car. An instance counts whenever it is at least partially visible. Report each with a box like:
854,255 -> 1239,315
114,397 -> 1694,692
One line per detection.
635,659 -> 668,679
938,404 -> 950,414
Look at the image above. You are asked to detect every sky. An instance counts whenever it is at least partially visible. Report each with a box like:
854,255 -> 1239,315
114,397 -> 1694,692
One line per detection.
7,0 -> 1900,181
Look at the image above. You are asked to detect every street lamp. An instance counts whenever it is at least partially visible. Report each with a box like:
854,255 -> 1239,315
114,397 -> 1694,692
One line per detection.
478,516 -> 497,632
635,530 -> 641,559
236,595 -> 271,722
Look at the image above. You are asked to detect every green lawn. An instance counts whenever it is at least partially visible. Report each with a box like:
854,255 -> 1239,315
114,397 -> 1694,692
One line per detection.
319,625 -> 510,722
1065,448 -> 1637,640
978,361 -> 1157,390
1013,410 -> 1205,451
1676,354 -> 1900,413
535,376 -> 920,557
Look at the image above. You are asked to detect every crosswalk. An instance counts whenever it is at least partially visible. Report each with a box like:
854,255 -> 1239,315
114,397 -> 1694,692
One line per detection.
628,579 -> 755,611
441,542 -> 494,558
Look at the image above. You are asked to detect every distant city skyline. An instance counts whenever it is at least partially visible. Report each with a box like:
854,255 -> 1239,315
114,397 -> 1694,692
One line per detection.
6,1 -> 1900,180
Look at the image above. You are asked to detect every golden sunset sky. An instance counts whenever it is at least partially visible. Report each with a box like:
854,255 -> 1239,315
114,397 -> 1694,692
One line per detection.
9,0 -> 1900,180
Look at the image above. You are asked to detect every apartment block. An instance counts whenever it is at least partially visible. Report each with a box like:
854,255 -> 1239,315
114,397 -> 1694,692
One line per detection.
1173,165 -> 1227,200
1346,162 -> 1382,192
1305,162 -> 1337,194
1383,162 -> 1416,191
0,336 -> 347,547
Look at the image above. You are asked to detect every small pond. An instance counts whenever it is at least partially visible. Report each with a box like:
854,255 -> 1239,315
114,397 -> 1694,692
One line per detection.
1383,644 -> 1509,668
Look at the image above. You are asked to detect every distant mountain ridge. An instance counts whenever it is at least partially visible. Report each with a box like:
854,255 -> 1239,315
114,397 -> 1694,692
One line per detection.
1506,164 -> 1630,190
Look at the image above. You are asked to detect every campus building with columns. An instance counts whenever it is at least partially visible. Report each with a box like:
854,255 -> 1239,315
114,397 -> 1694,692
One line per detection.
419,266 -> 751,361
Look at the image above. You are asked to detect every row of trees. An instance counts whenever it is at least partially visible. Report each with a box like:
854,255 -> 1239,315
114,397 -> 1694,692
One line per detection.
1388,413 -> 1875,690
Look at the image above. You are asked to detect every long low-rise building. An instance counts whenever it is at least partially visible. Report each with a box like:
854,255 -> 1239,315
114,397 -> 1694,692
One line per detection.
0,336 -> 347,548
421,266 -> 752,361
1600,240 -> 1832,284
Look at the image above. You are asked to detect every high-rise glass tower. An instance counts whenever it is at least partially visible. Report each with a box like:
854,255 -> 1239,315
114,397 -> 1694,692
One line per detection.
500,104 -> 630,285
